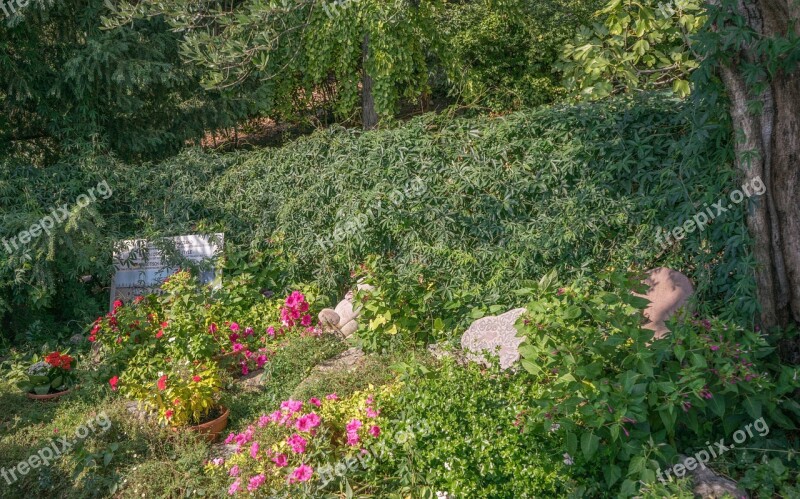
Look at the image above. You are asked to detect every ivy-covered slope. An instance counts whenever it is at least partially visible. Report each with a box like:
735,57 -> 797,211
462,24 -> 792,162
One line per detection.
0,93 -> 752,341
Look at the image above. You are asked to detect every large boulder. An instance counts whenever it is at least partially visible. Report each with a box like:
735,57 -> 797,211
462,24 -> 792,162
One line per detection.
635,267 -> 694,339
460,308 -> 527,370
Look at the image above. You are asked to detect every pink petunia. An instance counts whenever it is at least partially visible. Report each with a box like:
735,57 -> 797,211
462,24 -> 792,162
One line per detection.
267,326 -> 276,337
230,322 -> 240,332
309,397 -> 322,407
366,407 -> 380,418
228,479 -> 241,495
248,474 -> 266,491
287,434 -> 307,454
229,465 -> 240,477
209,323 -> 218,334
256,355 -> 268,369
272,453 -> 288,467
346,431 -> 360,446
300,314 -> 312,327
280,399 -> 303,413
295,413 -> 321,432
289,463 -> 313,483
369,425 -> 381,437
325,393 -> 339,401
346,419 -> 363,432
244,326 -> 254,336
232,343 -> 245,353
250,442 -> 259,459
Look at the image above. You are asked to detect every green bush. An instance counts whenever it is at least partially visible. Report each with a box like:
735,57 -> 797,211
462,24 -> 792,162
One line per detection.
515,271 -> 800,497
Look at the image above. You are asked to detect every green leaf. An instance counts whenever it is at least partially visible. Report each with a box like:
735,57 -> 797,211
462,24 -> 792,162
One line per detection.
580,431 -> 600,459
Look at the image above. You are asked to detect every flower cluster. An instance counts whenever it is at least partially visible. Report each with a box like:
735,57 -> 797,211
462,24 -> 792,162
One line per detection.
44,351 -> 75,371
209,389 -> 385,495
216,321 -> 271,376
280,291 -> 312,329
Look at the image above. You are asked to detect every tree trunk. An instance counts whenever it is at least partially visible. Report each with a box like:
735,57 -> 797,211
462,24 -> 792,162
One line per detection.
718,0 -> 800,361
362,33 -> 379,130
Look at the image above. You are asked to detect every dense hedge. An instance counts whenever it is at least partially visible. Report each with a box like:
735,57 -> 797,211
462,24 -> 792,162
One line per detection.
1,93 -> 753,343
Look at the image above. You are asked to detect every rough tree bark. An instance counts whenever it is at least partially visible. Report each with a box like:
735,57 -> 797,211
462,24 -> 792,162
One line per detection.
716,0 -> 800,362
361,33 -> 379,130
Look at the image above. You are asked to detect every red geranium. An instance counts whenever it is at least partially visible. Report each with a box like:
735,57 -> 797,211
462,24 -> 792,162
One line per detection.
157,375 -> 168,391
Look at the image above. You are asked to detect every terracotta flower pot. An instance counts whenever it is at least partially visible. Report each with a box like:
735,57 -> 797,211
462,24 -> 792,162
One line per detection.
26,386 -> 75,401
187,406 -> 230,443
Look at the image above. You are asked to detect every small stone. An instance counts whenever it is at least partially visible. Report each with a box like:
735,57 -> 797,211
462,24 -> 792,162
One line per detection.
461,308 -> 527,370
318,309 -> 340,328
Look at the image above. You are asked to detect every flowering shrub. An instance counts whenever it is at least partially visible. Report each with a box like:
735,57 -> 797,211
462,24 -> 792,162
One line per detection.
207,387 -> 389,495
17,351 -> 78,395
113,361 -> 223,426
515,271 -> 800,497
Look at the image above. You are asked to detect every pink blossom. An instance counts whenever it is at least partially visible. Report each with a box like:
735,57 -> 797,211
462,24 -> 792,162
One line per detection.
228,479 -> 241,495
229,465 -> 240,477
209,323 -> 218,334
229,332 -> 240,343
258,415 -> 270,428
272,453 -> 288,467
248,474 -> 266,492
369,425 -> 381,437
300,314 -> 312,327
325,393 -> 339,401
230,322 -> 240,332
280,399 -> 303,413
346,431 -> 360,446
224,432 -> 236,444
309,397 -> 322,407
366,407 -> 380,418
241,363 -> 249,376
267,326 -> 276,337
211,458 -> 225,466
256,355 -> 268,368
287,434 -> 307,454
250,442 -> 259,459
346,419 -> 363,432
244,326 -> 254,336
295,413 -> 321,432
232,343 -> 245,353
710,345 -> 720,351
289,463 -> 313,483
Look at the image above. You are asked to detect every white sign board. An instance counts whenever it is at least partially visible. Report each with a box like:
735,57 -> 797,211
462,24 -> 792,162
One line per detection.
110,233 -> 223,310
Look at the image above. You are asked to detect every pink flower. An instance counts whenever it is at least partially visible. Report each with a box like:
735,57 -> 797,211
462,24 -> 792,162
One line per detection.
241,363 -> 249,376
710,345 -> 720,351
369,425 -> 381,437
228,479 -> 241,495
258,415 -> 270,428
346,431 -> 360,446
244,326 -> 254,336
209,323 -> 218,334
232,342 -> 245,353
300,314 -> 312,327
250,442 -> 259,459
256,355 -> 268,368
346,419 -> 363,432
230,322 -> 240,332
192,376 -> 202,382
224,432 -> 236,444
248,474 -> 266,491
211,457 -> 224,466
366,407 -> 380,418
164,409 -> 174,419
280,399 -> 303,413
229,332 -> 240,343
267,326 -> 276,337
309,397 -> 322,407
287,434 -> 307,454
295,413 -> 321,432
289,463 -> 313,483
229,465 -> 240,477
272,453 -> 288,467
325,393 -> 339,401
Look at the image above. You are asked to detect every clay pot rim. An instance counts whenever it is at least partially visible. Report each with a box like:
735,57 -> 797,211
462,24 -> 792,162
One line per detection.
188,406 -> 230,431
25,386 -> 77,400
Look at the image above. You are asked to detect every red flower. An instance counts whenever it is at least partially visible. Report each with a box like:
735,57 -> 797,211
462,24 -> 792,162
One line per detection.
109,376 -> 119,391
155,330 -> 164,339
173,398 -> 181,406
157,375 -> 168,391
160,321 -> 169,328
88,335 -> 96,342
165,409 -> 174,419
192,376 -> 202,382
112,299 -> 123,311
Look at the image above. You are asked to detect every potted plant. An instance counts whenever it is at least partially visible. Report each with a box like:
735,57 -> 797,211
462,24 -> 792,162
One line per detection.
114,361 -> 229,442
18,351 -> 78,400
